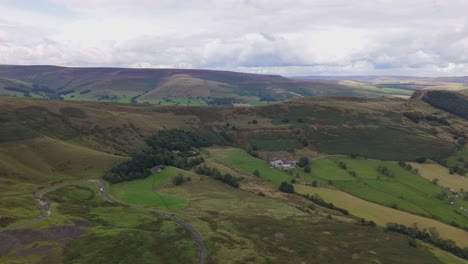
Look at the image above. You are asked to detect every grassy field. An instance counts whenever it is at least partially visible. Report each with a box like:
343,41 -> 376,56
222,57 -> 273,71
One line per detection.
409,161 -> 468,191
110,162 -> 452,264
294,185 -> 468,247
309,157 -> 468,229
112,167 -> 189,209
207,147 -> 295,188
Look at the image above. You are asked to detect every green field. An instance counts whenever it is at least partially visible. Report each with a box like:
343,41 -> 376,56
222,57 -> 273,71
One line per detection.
309,157 -> 468,229
112,167 -> 188,209
294,185 -> 468,247
207,147 -> 295,188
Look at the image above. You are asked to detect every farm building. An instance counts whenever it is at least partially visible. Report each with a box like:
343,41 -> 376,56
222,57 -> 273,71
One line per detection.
269,158 -> 297,171
150,166 -> 163,173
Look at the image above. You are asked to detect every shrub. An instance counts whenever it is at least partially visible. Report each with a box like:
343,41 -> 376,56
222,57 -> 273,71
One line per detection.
279,182 -> 295,193
172,173 -> 185,186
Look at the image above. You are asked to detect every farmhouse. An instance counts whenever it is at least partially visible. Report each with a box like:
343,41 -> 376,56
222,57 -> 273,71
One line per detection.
269,158 -> 296,171
150,166 -> 163,173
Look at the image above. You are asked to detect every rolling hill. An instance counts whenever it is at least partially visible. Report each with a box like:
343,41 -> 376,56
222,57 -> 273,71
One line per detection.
1,90 -> 467,263
0,65 -> 431,105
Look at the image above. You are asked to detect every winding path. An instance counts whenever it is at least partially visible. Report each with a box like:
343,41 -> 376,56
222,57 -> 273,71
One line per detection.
0,180 -> 206,264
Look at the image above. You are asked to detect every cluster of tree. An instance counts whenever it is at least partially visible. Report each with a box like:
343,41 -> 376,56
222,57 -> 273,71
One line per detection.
377,166 -> 394,177
397,161 -> 420,174
359,218 -> 376,227
104,130 -> 208,183
449,165 -> 466,176
279,181 -> 295,193
300,193 -> 349,215
403,112 -> 450,126
195,165 -> 240,188
385,223 -> 468,260
422,91 -> 468,120
424,115 -> 450,126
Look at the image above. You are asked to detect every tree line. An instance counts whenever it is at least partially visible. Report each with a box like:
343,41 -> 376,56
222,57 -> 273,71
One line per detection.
195,165 -> 241,188
386,222 -> 468,259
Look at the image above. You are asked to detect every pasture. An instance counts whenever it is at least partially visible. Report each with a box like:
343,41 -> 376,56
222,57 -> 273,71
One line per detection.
309,157 -> 468,229
112,167 -> 189,209
294,185 -> 468,247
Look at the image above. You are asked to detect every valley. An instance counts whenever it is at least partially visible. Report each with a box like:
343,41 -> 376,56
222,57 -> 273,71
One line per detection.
0,89 -> 467,263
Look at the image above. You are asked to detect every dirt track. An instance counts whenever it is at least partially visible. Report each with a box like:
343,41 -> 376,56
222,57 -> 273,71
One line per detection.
0,180 -> 206,264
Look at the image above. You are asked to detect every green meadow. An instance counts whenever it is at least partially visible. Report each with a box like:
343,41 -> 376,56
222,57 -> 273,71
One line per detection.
207,147 -> 294,188
112,167 -> 188,209
309,157 -> 468,229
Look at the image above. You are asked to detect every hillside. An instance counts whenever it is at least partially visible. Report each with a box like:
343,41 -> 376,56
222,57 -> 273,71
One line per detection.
1,96 -> 468,263
413,90 -> 468,120
296,75 -> 468,96
0,65 -> 424,105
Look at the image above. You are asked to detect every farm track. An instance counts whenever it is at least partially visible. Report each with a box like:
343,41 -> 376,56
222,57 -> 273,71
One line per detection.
0,180 -> 206,264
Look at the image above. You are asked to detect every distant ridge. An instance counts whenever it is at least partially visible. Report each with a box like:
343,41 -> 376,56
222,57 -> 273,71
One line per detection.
0,65 -> 450,105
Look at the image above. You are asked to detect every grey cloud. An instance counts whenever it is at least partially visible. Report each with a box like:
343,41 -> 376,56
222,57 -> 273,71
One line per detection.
0,0 -> 468,76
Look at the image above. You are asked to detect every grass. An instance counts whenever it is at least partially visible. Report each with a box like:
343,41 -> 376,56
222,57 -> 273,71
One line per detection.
409,161 -> 468,191
207,147 -> 294,188
294,185 -> 468,247
0,136 -> 125,228
23,182 -> 198,264
1,95 -> 467,262
112,167 -> 188,209
309,157 -> 468,229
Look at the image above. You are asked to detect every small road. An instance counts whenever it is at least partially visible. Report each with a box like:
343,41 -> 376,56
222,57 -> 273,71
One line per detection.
91,179 -> 206,264
0,181 -> 82,233
0,180 -> 206,264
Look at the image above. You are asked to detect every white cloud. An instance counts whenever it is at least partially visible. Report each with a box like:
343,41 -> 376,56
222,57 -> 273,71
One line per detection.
0,0 -> 468,76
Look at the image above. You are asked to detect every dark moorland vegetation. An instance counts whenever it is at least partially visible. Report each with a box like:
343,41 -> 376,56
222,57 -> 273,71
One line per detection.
422,91 -> 468,120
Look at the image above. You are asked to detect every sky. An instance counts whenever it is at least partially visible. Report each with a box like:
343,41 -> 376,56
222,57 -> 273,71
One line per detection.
1,0 -> 468,76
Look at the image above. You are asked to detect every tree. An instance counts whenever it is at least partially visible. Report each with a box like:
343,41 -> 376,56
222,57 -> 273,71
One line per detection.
279,182 -> 295,193
172,173 -> 185,186
415,156 -> 427,163
304,166 -> 311,173
253,169 -> 260,176
297,157 -> 310,167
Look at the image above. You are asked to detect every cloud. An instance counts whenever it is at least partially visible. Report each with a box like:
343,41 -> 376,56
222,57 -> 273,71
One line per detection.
0,0 -> 468,76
